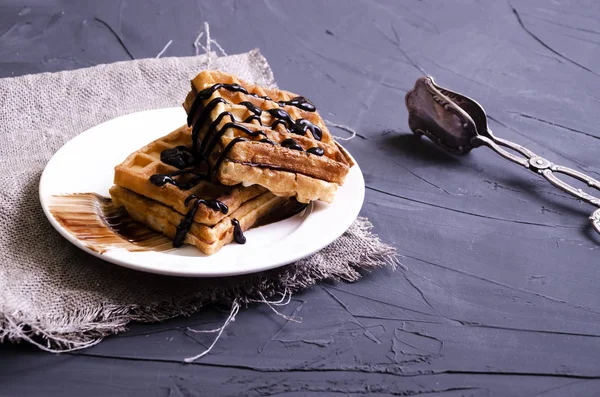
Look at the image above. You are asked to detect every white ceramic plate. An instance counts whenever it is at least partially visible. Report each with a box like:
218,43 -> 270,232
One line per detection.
40,107 -> 364,277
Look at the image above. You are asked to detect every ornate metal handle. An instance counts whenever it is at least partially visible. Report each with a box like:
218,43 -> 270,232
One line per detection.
591,209 -> 600,234
473,134 -> 600,207
470,131 -> 600,235
406,76 -> 600,236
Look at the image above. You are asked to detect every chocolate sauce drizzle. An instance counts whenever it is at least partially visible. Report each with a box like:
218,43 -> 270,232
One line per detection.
281,138 -> 303,151
243,115 -> 263,125
187,84 -> 247,126
212,137 -> 248,178
278,96 -> 316,112
150,82 -> 323,247
265,108 -> 322,140
188,84 -> 322,142
239,101 -> 262,116
306,147 -> 324,156
149,169 -> 208,190
191,97 -> 227,154
187,82 -> 316,127
259,138 -> 276,145
173,195 -> 229,248
203,121 -> 265,161
160,146 -> 195,169
231,218 -> 246,244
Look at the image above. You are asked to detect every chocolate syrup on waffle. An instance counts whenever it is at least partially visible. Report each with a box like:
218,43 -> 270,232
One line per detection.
187,83 -> 315,127
187,84 -> 246,126
149,169 -> 208,190
278,96 -> 316,112
151,82 -> 324,247
202,121 -> 266,160
243,115 -> 263,125
231,218 -> 246,244
160,146 -> 195,169
188,84 -> 322,147
265,108 -> 322,140
239,101 -> 262,116
293,118 -> 323,141
212,137 -> 248,178
185,194 -> 229,214
173,195 -> 229,248
306,147 -> 324,156
191,97 -> 227,154
281,138 -> 303,151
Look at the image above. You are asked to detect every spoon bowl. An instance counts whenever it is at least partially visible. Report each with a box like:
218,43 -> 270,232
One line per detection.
405,76 -> 490,154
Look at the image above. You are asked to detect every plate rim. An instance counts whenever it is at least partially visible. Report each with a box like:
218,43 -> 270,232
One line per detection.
39,107 -> 365,278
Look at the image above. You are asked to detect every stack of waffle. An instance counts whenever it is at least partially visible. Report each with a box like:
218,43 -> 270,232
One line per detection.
111,70 -> 354,255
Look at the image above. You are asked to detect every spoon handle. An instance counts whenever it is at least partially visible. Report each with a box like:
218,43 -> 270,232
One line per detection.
473,132 -> 600,232
591,209 -> 600,234
473,135 -> 530,167
540,166 -> 600,207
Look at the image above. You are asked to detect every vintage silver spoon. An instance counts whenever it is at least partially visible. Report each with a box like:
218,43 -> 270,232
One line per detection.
405,76 -> 600,235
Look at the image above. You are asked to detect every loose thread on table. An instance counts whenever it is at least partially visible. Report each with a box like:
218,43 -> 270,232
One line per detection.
249,289 -> 302,323
194,22 -> 227,69
184,300 -> 240,363
194,29 -> 208,56
261,288 -> 292,306
325,119 -> 358,141
156,40 -> 173,58
155,23 -> 227,62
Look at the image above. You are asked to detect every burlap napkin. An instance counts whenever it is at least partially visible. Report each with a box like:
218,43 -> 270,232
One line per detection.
0,50 -> 395,352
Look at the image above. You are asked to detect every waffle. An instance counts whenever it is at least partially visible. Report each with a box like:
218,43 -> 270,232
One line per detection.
114,125 -> 266,226
182,70 -> 354,203
110,186 -> 290,255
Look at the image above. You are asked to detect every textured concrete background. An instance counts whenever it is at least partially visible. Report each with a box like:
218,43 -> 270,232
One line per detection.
1,0 -> 600,395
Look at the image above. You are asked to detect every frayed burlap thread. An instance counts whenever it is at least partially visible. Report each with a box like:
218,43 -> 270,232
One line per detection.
0,50 -> 396,352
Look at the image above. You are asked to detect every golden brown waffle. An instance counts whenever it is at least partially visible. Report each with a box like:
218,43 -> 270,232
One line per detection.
110,186 -> 289,255
182,70 -> 354,203
114,125 -> 266,226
